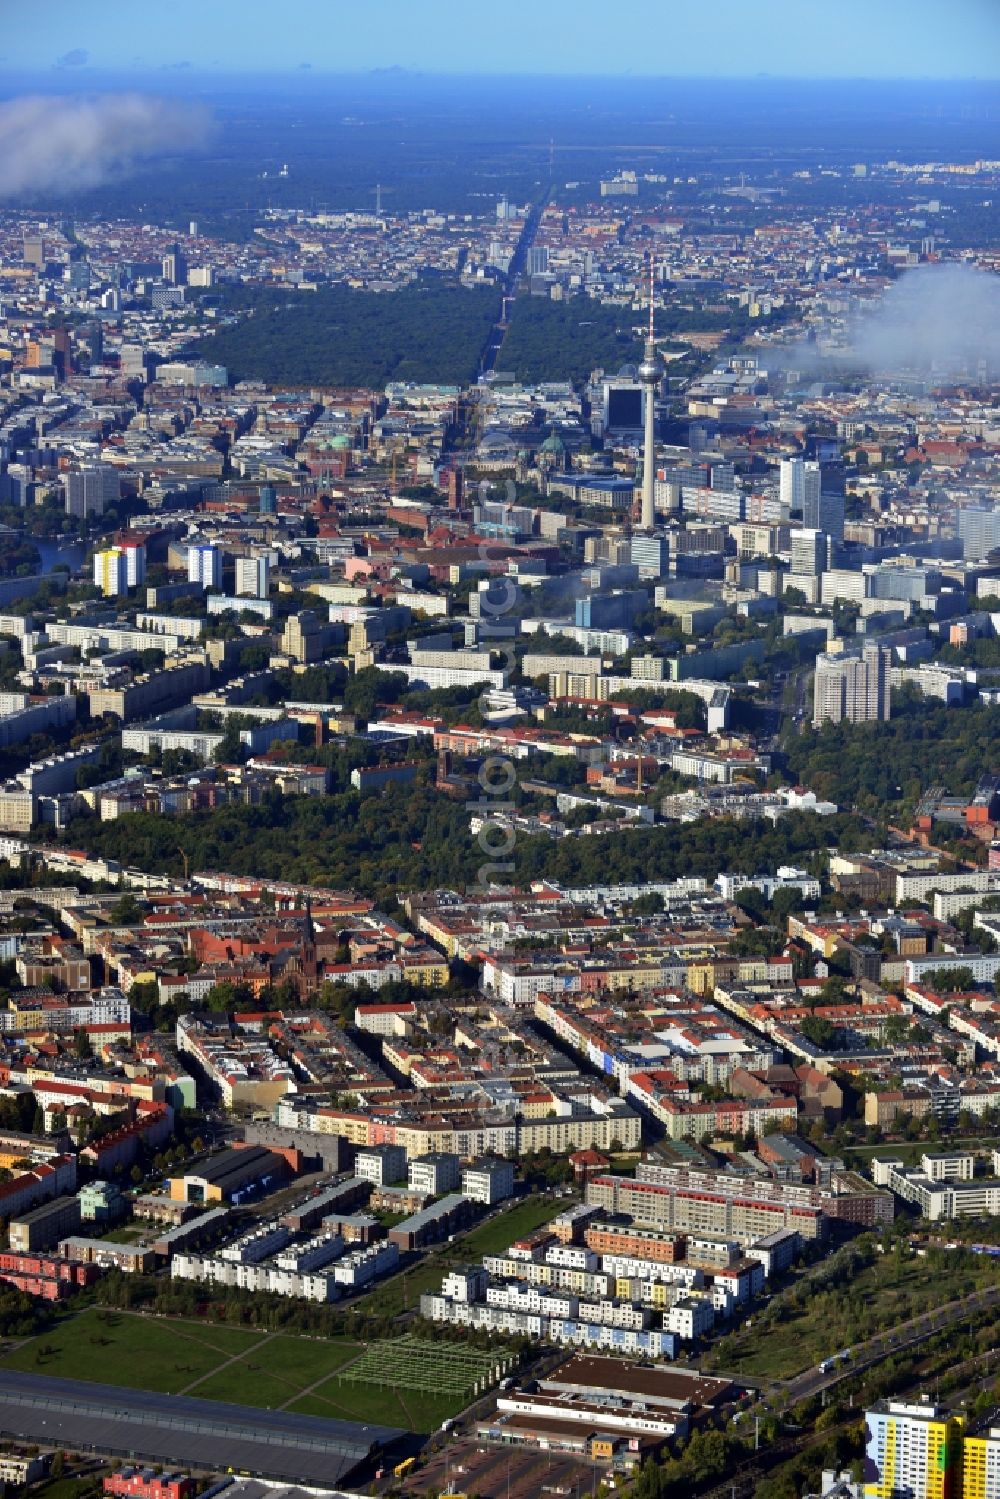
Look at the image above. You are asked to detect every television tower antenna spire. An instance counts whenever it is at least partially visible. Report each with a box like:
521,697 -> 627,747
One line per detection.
637,251 -> 660,531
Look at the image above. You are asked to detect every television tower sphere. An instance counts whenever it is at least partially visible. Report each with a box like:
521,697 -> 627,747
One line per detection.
638,348 -> 660,384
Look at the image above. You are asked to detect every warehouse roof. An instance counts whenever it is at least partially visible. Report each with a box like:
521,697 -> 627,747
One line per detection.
0,1371 -> 404,1486
394,1192 -> 469,1234
181,1145 -> 283,1189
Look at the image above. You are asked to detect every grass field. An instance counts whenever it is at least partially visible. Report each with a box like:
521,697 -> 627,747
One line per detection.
0,1310 -> 466,1431
1,1311 -> 262,1392
456,1196 -> 566,1257
290,1379 -> 458,1432
354,1258 -> 452,1319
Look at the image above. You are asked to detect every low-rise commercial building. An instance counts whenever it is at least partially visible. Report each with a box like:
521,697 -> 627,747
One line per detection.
389,1193 -> 477,1251
168,1146 -> 291,1206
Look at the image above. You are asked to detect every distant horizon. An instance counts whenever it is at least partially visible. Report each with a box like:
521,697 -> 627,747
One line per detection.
0,68 -> 998,83
6,0 -> 1000,83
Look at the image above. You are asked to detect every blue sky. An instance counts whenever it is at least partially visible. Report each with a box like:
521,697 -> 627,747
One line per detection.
3,0 -> 998,78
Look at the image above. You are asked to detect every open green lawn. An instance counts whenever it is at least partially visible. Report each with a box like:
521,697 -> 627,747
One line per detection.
290,1376 -> 459,1433
32,1478 -> 106,1499
183,1331 -> 363,1407
455,1195 -> 567,1258
0,1311 -> 473,1431
0,1311 -> 261,1392
350,1258 -> 451,1319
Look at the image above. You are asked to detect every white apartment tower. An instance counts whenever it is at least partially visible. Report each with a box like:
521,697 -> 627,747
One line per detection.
790,527 -> 827,576
188,543 -> 223,590
813,643 -> 891,725
235,555 -> 271,598
779,458 -> 821,515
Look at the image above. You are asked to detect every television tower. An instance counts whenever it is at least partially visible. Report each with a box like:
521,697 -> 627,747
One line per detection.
638,254 -> 661,530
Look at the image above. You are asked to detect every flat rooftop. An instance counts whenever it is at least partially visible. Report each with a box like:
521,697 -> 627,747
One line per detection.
542,1354 -> 733,1411
0,1371 -> 404,1487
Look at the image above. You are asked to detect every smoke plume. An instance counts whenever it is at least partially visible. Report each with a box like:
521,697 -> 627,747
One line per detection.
783,263 -> 1000,378
849,263 -> 1000,374
0,92 -> 213,200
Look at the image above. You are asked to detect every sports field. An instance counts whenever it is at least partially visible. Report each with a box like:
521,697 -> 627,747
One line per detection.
0,1309 -> 467,1431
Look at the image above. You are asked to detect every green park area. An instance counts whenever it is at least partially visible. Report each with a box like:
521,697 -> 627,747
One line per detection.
0,1309 -> 469,1431
191,281 -> 503,388
705,1240 -> 1000,1381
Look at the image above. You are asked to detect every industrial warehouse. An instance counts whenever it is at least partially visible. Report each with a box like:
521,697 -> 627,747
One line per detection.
0,1372 -> 405,1488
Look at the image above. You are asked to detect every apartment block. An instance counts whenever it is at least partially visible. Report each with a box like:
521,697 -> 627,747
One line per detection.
408,1151 -> 461,1196
863,1402 -> 963,1499
461,1157 -> 516,1205
814,644 -> 891,725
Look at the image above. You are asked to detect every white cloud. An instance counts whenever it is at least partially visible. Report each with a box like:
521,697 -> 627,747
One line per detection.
0,92 -> 213,200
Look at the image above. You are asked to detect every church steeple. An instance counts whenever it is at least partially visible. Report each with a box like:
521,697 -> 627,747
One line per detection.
303,897 -> 316,955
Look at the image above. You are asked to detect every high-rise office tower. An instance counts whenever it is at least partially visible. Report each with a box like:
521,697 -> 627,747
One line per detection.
958,505 -> 1000,560
22,235 -> 44,269
803,487 -> 845,544
445,468 -> 464,510
84,321 -> 104,364
630,533 -> 670,579
63,465 -> 120,520
638,256 -> 661,531
162,243 -> 188,286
